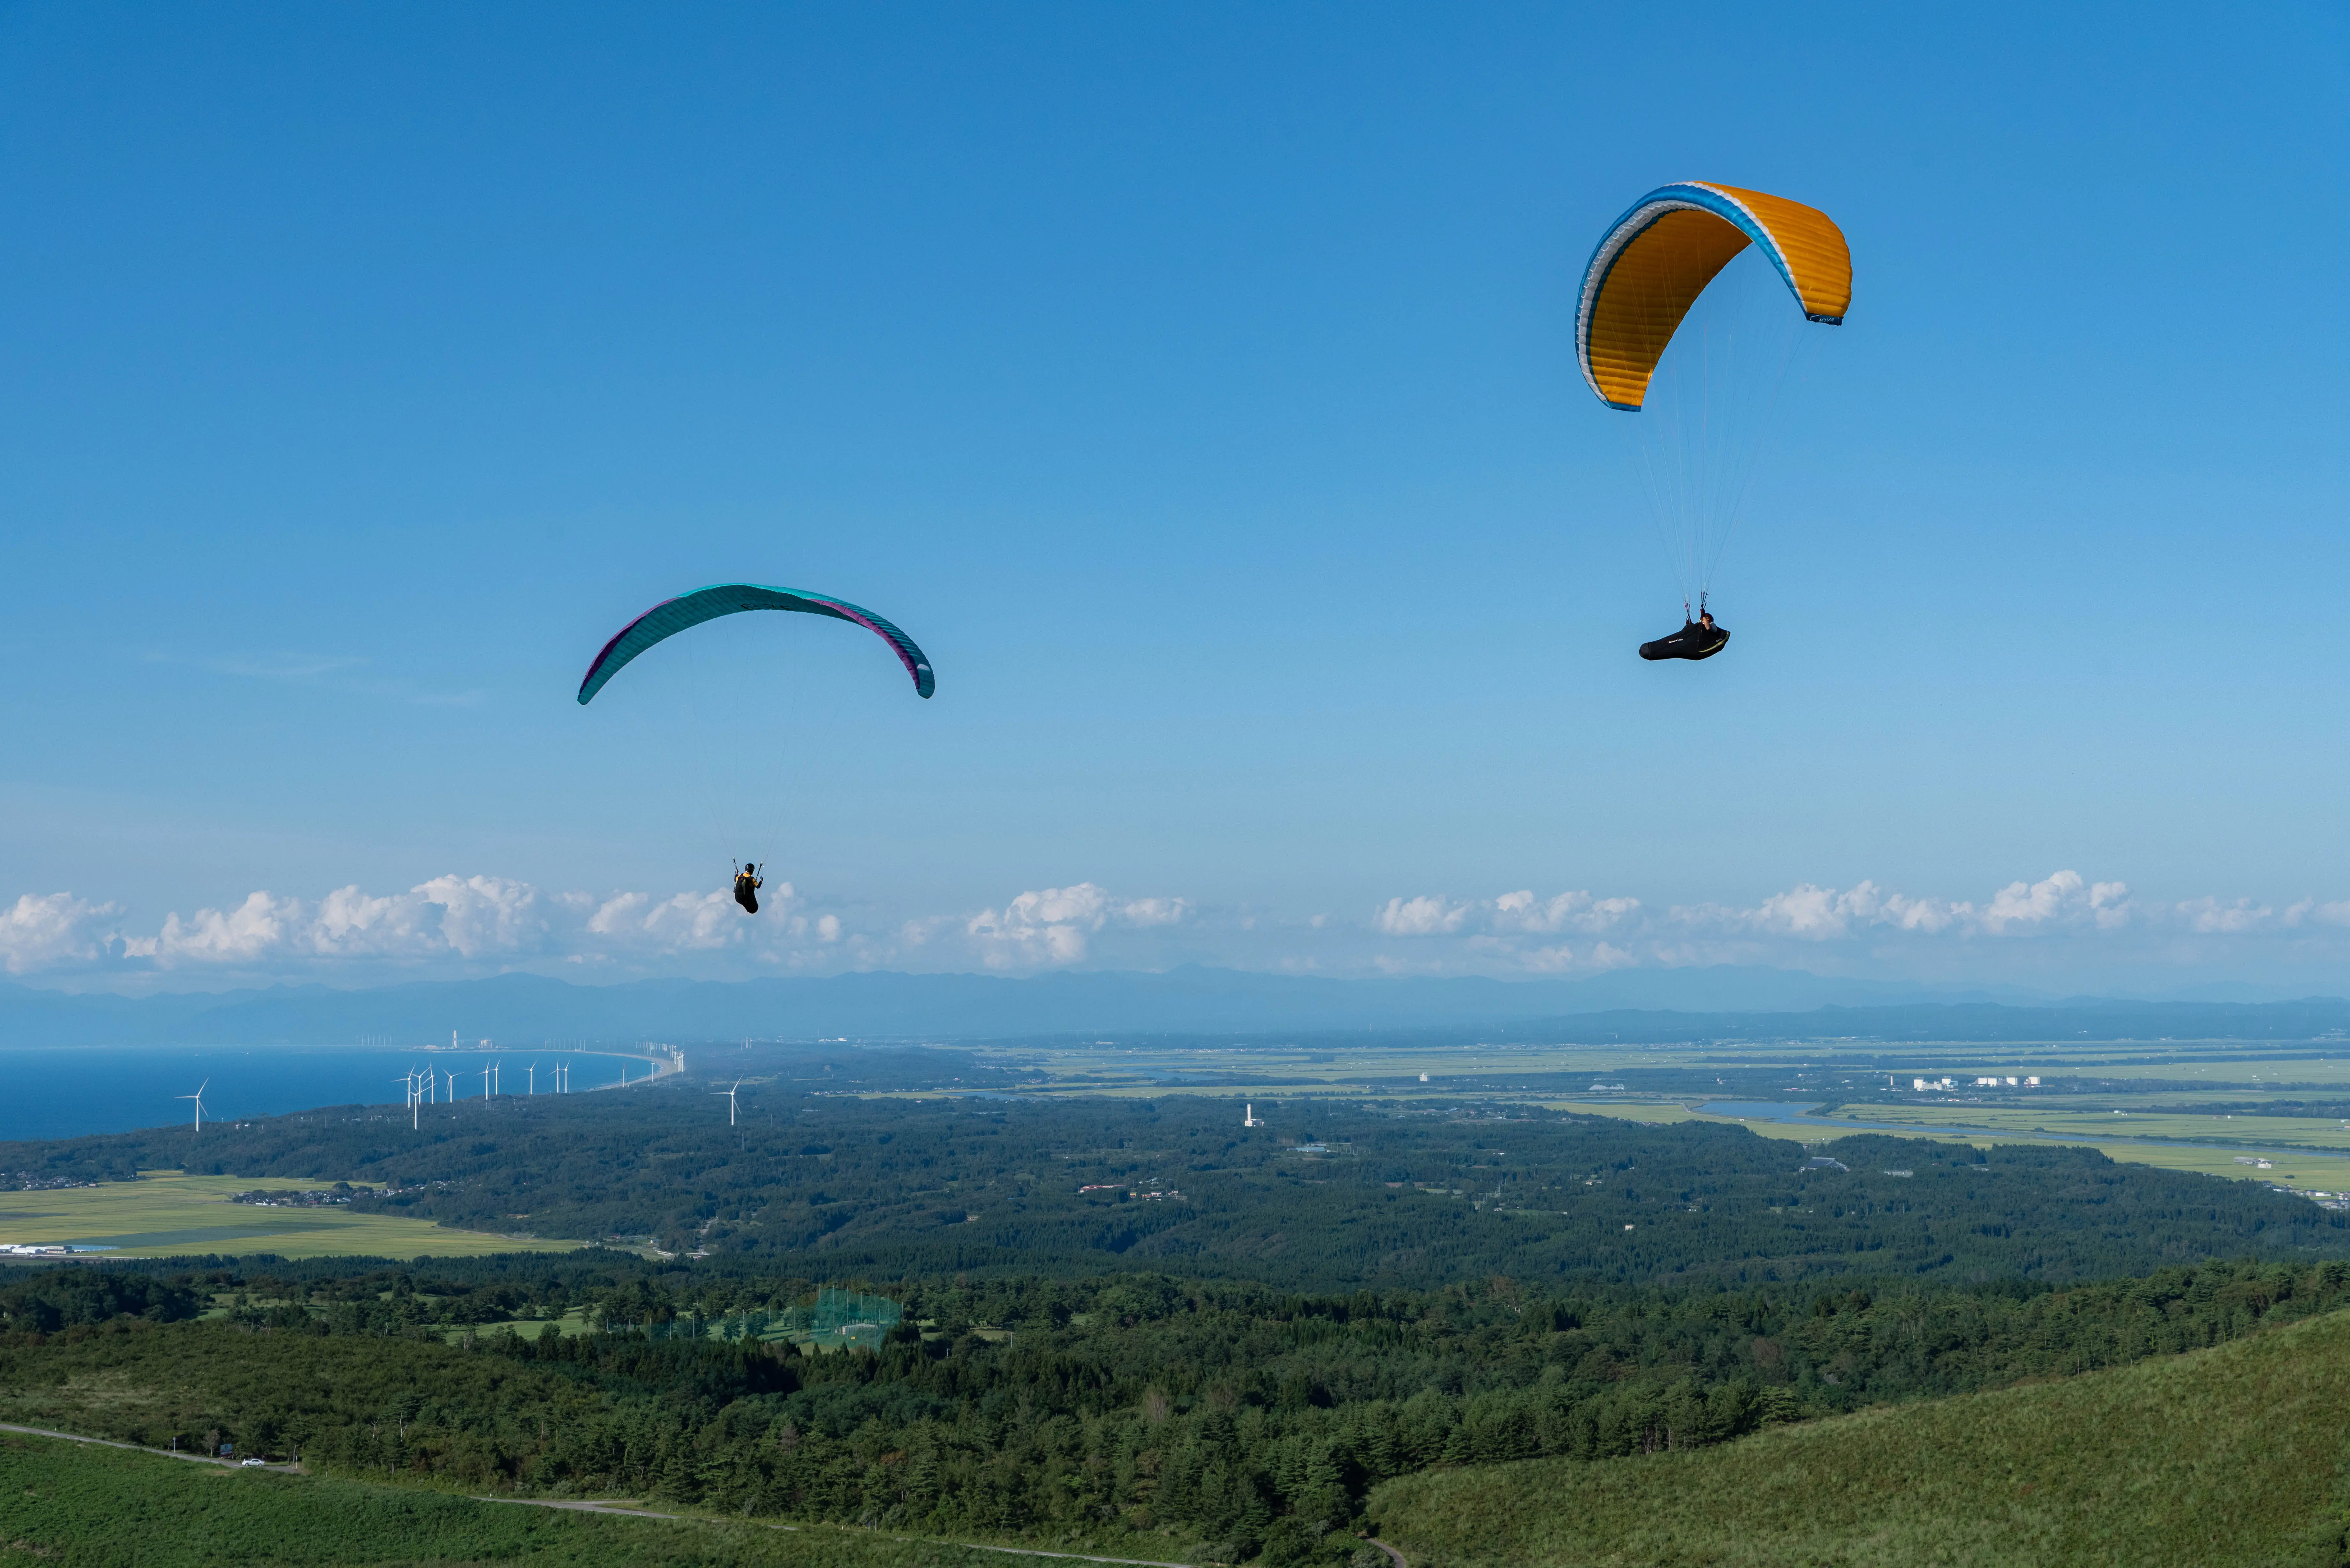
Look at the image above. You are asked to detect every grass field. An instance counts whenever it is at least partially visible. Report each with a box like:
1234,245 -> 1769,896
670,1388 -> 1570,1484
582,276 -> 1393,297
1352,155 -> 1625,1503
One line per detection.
989,1038 -> 2350,1090
1537,1098 -> 2350,1192
1370,1300 -> 2350,1568
1826,1101 -> 2350,1149
0,1172 -> 582,1259
0,1431 -> 1100,1568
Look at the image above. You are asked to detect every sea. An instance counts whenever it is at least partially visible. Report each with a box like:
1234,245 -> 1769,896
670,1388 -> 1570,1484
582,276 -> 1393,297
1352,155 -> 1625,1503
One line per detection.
0,1046 -> 662,1144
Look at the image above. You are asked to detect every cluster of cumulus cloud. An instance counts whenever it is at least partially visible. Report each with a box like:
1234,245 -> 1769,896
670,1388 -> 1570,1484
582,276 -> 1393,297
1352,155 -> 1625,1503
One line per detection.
0,876 -> 1190,979
1370,870 -> 2350,973
0,877 -> 813,977
4,869 -> 2348,982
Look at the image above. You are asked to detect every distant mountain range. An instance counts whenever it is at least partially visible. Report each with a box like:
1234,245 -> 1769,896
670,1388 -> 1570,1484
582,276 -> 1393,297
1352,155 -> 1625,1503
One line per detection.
0,965 -> 2345,1048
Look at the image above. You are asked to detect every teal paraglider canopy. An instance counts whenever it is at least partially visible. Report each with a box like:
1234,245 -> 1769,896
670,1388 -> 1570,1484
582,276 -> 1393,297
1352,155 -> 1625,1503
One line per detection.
576,584 -> 935,705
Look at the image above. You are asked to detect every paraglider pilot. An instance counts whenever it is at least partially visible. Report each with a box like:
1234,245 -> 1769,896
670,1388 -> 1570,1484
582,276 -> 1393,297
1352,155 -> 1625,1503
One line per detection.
733,861 -> 763,915
1638,598 -> 1730,663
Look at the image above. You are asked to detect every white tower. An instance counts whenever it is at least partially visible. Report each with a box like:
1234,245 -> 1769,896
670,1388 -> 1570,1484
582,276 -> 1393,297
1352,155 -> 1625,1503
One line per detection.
1243,1104 -> 1263,1127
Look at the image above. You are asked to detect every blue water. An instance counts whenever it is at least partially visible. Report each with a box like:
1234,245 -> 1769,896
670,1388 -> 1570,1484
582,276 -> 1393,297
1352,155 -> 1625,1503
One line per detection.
0,1047 -> 664,1142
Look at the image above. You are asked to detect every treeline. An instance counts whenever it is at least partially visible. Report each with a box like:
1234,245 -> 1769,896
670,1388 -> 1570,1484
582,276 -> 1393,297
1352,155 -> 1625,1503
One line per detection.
2,1093 -> 2339,1290
0,1268 -> 201,1331
4,1261 -> 2349,1566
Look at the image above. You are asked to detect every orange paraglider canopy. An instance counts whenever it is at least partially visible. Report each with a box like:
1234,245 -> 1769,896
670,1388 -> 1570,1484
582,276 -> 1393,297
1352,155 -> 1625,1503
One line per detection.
1576,182 -> 1850,411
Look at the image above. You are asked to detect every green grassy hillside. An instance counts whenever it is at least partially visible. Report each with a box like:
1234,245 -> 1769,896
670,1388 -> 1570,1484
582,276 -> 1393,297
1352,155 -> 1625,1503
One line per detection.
0,1430 -> 1064,1568
1370,1304 -> 2350,1568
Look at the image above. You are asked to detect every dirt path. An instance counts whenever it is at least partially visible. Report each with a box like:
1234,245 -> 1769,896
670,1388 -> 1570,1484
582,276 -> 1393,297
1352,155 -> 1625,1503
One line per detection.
481,1494 -> 1197,1566
885,1539 -> 1194,1568
474,1495 -> 681,1519
1,1423 -> 1248,1568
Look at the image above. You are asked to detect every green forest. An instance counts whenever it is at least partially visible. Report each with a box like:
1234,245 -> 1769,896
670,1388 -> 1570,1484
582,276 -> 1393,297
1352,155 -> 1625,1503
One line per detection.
1368,1298 -> 2350,1567
6,1084 -> 2350,1564
3,1087 -> 2338,1287
5,1253 -> 2350,1565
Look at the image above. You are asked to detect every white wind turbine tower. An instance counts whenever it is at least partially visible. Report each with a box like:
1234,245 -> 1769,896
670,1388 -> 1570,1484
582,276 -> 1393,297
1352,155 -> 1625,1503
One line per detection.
492,1059 -> 502,1096
715,1079 -> 741,1126
527,1061 -> 537,1096
481,1064 -> 491,1100
176,1080 -> 209,1132
394,1071 -> 420,1130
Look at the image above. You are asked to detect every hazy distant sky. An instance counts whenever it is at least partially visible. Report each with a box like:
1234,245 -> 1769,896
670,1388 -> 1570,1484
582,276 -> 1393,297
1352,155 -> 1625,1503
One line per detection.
6,3 -> 2349,991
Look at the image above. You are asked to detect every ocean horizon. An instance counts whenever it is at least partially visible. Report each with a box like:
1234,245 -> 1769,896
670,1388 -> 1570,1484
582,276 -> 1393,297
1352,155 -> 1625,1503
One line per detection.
0,1045 -> 671,1145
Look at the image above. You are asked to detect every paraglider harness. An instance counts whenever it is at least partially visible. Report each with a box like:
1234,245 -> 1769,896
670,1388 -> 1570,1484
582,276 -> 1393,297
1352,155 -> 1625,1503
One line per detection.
1639,593 -> 1730,662
732,861 -> 763,915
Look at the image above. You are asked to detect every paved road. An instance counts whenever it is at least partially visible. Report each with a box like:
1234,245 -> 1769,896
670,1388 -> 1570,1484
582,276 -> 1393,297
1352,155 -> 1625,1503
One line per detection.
0,1420 -> 298,1472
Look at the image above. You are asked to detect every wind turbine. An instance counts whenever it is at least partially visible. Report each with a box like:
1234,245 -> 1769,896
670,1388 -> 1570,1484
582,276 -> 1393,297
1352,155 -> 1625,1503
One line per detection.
481,1064 -> 491,1100
492,1059 -> 502,1096
527,1061 -> 537,1096
394,1071 -> 419,1130
176,1080 -> 209,1132
715,1079 -> 741,1126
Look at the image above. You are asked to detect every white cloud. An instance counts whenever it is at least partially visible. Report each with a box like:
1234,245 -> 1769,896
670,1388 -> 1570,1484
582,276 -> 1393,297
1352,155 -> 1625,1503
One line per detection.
1375,896 -> 1472,936
96,874 -> 822,973
1371,890 -> 1647,972
1670,870 -> 2134,943
11,864 -> 2350,985
2176,896 -> 2270,934
124,877 -> 582,966
1119,897 -> 1190,928
0,893 -> 124,975
1719,880 -> 1959,939
127,891 -> 306,964
1975,870 -> 2132,933
1491,890 -> 1642,935
964,882 -> 1191,968
307,875 -> 558,959
591,889 -> 762,952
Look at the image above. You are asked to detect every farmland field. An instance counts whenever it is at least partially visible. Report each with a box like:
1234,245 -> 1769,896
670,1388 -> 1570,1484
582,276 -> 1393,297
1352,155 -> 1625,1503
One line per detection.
0,1172 -> 582,1259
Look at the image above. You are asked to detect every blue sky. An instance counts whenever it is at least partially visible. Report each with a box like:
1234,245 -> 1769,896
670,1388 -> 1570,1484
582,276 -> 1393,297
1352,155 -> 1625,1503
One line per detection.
5,3 -> 2349,992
